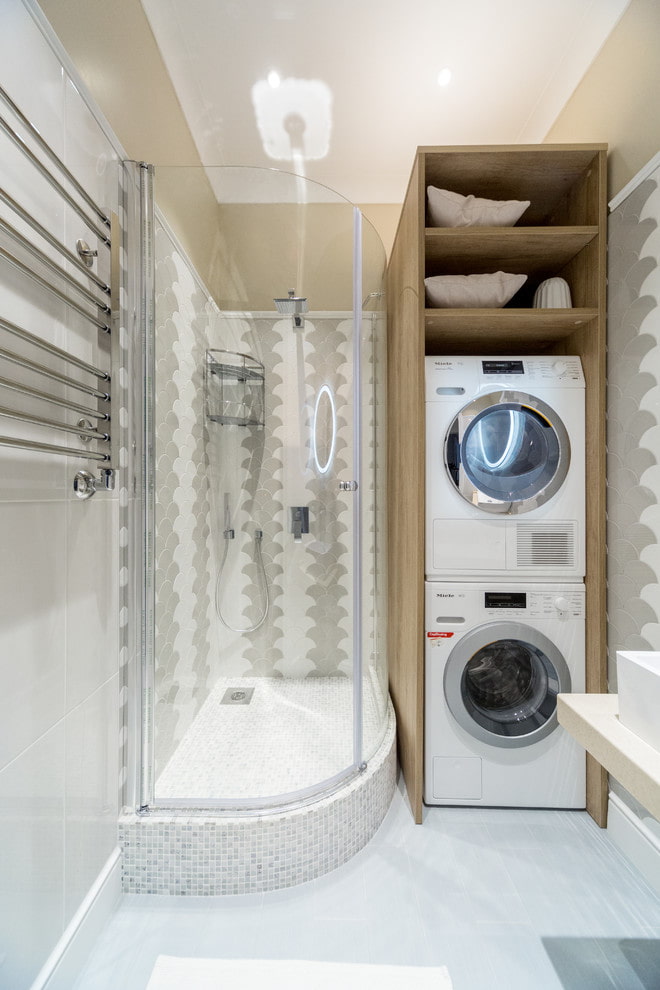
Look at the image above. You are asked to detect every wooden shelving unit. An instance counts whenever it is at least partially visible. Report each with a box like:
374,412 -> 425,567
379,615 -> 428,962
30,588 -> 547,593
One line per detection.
425,308 -> 599,351
387,144 -> 608,825
425,227 -> 598,277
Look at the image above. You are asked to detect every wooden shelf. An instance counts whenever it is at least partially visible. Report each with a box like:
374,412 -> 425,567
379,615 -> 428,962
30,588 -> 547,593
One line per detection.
424,308 -> 598,353
425,227 -> 598,278
421,145 -> 606,225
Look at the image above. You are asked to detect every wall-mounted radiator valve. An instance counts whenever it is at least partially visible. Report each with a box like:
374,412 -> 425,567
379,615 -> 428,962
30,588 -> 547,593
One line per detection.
73,467 -> 115,499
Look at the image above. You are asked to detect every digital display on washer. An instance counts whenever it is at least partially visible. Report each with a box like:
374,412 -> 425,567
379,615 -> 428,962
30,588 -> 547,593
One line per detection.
484,592 -> 526,609
482,360 -> 524,374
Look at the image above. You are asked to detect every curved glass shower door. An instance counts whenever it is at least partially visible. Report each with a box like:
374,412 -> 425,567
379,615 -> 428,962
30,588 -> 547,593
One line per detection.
142,166 -> 387,811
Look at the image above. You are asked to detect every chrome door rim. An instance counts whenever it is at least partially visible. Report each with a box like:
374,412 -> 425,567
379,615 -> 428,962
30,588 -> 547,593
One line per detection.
443,621 -> 572,749
444,389 -> 571,515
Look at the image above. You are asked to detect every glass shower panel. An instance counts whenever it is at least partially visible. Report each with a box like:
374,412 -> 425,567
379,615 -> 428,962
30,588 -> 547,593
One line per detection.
148,166 -> 367,809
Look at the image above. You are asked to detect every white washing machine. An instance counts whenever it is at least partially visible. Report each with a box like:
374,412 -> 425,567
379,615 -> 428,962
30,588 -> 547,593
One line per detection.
424,581 -> 586,808
425,355 -> 585,580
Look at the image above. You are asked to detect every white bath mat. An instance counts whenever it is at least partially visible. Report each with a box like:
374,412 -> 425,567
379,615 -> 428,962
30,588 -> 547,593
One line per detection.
146,955 -> 453,989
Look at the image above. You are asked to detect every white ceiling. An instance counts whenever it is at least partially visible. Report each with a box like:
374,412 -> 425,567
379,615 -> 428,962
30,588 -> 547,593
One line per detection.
140,0 -> 630,204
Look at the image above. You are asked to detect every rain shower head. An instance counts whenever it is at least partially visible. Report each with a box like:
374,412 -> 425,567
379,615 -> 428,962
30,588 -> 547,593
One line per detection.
274,288 -> 308,329
273,288 -> 308,316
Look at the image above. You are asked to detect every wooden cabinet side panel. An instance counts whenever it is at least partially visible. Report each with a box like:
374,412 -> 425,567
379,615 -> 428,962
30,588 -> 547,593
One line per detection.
554,149 -> 608,826
549,150 -> 603,226
559,240 -> 599,309
387,155 -> 425,822
585,149 -> 609,827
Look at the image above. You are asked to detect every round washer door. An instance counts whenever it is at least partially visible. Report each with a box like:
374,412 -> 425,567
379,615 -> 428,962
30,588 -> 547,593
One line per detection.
443,621 -> 572,749
444,389 -> 570,515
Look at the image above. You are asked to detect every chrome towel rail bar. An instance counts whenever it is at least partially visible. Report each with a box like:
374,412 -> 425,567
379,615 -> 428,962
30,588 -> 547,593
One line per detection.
0,186 -> 110,293
0,375 -> 110,421
0,112 -> 111,247
0,316 -> 109,380
0,85 -> 119,481
0,405 -> 110,443
0,435 -> 110,461
0,244 -> 111,332
0,216 -> 111,313
0,346 -> 111,400
0,84 -> 111,236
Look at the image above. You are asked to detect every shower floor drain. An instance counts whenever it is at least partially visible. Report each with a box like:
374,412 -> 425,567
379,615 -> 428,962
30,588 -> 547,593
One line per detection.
220,687 -> 255,705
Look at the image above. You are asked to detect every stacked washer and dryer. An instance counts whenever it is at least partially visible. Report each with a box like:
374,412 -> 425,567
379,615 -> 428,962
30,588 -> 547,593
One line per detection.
424,356 -> 586,808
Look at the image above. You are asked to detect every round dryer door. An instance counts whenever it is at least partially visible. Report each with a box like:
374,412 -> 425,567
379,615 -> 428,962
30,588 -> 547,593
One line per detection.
444,389 -> 570,514
443,621 -> 572,748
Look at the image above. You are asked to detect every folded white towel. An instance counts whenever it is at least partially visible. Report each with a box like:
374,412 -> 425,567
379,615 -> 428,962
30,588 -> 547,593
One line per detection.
146,955 -> 453,989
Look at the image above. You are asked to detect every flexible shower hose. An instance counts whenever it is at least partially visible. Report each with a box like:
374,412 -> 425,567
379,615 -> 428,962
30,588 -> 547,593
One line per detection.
215,528 -> 269,633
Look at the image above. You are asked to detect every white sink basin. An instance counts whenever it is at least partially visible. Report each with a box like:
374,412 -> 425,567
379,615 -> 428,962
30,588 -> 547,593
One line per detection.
617,651 -> 660,753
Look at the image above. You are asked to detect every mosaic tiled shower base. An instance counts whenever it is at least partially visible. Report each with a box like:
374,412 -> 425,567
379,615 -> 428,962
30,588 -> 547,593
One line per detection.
155,675 -> 385,801
119,701 -> 396,894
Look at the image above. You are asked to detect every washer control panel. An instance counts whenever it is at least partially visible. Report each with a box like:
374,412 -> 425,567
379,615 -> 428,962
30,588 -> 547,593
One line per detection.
427,584 -> 586,626
479,356 -> 583,385
516,356 -> 584,385
482,589 -> 585,618
425,355 -> 584,393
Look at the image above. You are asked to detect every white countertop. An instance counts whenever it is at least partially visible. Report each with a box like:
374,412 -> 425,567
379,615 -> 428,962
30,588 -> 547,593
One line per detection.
557,693 -> 660,821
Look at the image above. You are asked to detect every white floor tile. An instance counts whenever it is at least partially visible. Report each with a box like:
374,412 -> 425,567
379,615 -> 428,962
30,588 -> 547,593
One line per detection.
255,917 -> 369,964
477,933 -> 568,990
72,782 -> 660,990
312,864 -> 368,921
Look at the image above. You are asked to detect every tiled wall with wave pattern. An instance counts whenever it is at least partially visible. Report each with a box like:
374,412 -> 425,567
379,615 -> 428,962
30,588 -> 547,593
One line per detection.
607,171 -> 660,684
607,163 -> 660,828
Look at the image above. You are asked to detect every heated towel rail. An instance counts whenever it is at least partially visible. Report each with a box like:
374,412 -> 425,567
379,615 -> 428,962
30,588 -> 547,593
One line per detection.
0,84 -> 119,492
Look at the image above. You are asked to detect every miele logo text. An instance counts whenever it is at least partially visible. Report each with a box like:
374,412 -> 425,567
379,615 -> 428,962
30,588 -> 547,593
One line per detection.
436,593 -> 455,598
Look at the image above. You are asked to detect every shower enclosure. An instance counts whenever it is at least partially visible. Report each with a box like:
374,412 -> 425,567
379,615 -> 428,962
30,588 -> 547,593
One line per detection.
138,165 -> 389,814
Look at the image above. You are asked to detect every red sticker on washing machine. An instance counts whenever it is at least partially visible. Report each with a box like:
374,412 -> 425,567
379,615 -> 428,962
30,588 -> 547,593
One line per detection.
427,631 -> 454,638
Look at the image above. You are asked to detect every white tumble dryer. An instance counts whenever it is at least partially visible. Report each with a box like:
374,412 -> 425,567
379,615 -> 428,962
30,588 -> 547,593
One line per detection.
425,355 -> 585,581
424,581 -> 586,808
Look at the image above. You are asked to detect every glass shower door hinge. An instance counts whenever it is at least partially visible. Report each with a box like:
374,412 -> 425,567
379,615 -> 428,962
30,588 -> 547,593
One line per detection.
338,480 -> 358,492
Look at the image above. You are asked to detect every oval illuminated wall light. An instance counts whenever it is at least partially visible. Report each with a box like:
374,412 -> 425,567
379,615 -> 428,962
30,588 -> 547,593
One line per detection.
312,384 -> 337,475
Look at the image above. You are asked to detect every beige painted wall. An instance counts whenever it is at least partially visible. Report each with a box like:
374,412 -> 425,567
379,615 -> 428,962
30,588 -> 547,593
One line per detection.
545,0 -> 660,198
210,203 -> 386,311
360,204 -> 400,260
